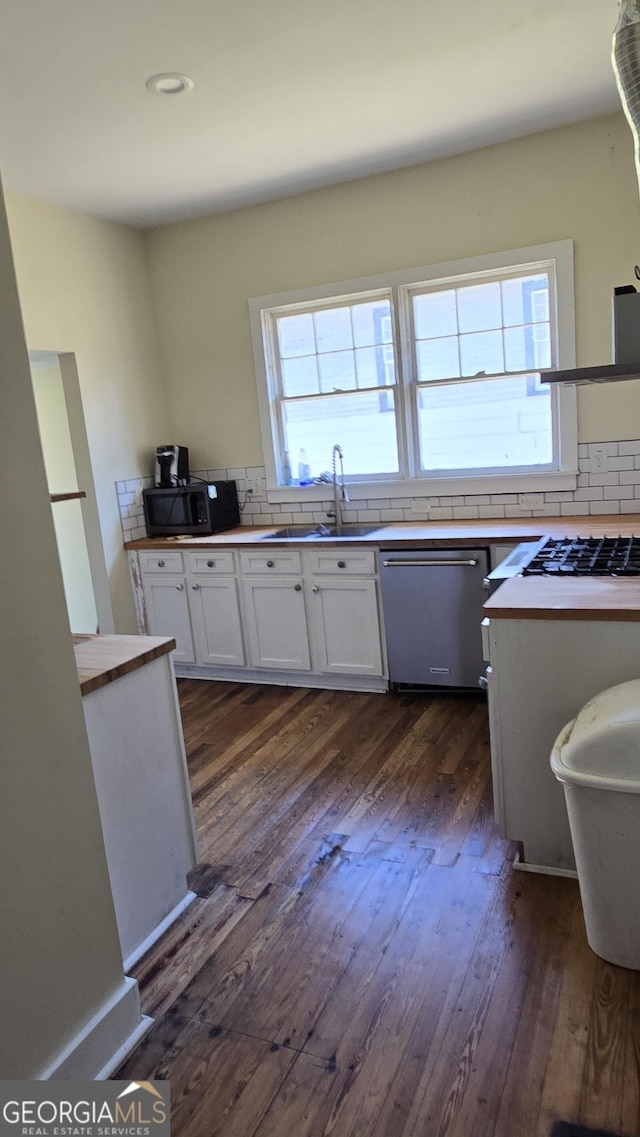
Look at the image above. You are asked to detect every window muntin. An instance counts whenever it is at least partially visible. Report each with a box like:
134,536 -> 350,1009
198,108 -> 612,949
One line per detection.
251,242 -> 575,490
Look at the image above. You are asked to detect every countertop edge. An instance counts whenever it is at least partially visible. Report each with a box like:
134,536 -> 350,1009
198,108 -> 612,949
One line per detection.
73,634 -> 177,696
123,515 -> 640,552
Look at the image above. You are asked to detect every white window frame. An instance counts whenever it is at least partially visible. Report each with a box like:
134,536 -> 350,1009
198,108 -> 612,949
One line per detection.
249,241 -> 577,503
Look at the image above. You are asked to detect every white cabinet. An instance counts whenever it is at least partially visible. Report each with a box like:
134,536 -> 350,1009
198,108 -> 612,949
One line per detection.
239,549 -> 310,670
187,551 -> 245,667
484,613 -> 640,874
140,549 -> 245,668
81,645 -> 197,969
142,571 -> 195,664
133,541 -> 387,689
305,549 -> 383,677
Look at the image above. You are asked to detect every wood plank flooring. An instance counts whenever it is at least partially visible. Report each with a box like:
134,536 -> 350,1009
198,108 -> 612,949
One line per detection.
116,680 -> 640,1137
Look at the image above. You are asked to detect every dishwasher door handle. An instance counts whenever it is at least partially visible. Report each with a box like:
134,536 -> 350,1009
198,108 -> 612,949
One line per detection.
381,558 -> 479,568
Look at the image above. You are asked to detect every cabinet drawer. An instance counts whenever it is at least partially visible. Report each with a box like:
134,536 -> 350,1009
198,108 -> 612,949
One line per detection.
306,548 -> 376,576
139,550 -> 184,573
187,550 -> 236,574
239,549 -> 302,574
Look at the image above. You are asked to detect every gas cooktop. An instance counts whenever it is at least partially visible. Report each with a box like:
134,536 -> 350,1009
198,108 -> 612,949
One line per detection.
522,536 -> 640,577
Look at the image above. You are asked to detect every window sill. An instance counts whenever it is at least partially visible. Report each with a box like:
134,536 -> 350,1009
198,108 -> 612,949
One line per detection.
267,470 -> 578,504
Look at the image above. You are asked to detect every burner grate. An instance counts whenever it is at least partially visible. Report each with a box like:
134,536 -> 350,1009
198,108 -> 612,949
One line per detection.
523,536 -> 640,576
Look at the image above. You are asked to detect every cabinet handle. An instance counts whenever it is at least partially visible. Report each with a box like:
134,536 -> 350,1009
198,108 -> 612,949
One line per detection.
337,560 -> 346,569
157,560 -> 165,568
266,560 -> 275,568
312,585 -> 320,593
192,583 -> 200,590
176,583 -> 183,591
207,559 -> 215,567
294,583 -> 302,591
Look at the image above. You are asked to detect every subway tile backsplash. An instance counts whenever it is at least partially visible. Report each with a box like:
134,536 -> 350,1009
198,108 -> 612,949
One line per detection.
116,442 -> 640,543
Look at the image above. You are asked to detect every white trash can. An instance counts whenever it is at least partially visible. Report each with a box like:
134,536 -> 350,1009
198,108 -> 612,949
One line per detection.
550,678 -> 640,970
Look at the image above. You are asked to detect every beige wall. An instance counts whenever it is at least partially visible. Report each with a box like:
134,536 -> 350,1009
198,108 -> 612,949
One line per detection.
0,180 -> 129,1077
5,194 -> 169,631
146,112 -> 640,470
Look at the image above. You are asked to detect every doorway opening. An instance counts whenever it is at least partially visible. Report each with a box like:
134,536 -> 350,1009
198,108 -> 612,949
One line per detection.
30,350 -> 114,634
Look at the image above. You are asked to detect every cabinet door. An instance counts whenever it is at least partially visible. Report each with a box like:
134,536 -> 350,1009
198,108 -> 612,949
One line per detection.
309,577 -> 383,676
142,574 -> 195,663
242,577 -> 311,670
189,576 -> 245,667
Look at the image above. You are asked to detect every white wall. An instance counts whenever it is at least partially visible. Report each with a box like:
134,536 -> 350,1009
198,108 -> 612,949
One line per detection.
146,112 -> 640,472
0,178 -> 132,1078
5,194 -> 170,632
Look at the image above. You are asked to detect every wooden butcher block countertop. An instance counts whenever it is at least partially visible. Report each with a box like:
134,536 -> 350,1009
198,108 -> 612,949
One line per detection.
72,633 -> 176,695
484,576 -> 640,621
125,514 -> 640,551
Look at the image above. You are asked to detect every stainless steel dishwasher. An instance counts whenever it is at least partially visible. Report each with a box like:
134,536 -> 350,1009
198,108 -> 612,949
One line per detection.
379,547 -> 490,689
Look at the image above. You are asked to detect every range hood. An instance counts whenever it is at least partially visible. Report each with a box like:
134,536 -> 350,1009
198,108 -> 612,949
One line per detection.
542,287 -> 640,386
543,1 -> 640,387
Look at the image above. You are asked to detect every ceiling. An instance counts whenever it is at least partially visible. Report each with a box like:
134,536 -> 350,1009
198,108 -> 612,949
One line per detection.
0,0 -> 624,229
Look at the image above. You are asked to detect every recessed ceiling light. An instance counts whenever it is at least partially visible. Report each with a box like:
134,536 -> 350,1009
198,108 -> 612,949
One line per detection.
146,73 -> 194,96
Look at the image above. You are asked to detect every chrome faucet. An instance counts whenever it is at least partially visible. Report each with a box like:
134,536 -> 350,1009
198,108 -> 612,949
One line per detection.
329,444 -> 349,531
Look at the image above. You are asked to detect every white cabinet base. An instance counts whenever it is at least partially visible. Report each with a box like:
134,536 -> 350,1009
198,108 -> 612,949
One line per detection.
82,653 -> 198,966
175,660 -> 389,693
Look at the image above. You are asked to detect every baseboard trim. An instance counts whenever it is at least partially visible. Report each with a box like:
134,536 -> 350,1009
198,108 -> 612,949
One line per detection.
123,890 -> 197,971
37,975 -> 144,1080
94,1014 -> 154,1080
174,662 -> 389,693
513,850 -> 578,879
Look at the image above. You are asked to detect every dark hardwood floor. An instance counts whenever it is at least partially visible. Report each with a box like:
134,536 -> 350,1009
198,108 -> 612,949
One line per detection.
116,680 -> 640,1137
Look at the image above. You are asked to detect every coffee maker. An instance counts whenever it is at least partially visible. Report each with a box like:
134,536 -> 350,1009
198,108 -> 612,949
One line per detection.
155,445 -> 190,487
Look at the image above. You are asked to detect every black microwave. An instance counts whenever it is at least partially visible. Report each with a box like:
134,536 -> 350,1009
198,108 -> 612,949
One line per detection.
142,480 -> 240,537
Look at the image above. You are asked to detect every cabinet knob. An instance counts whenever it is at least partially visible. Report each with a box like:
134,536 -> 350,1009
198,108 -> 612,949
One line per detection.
312,585 -> 320,593
267,559 -> 275,568
192,583 -> 200,590
157,559 -> 165,568
294,583 -> 302,591
207,559 -> 215,567
337,560 -> 346,569
176,583 -> 183,591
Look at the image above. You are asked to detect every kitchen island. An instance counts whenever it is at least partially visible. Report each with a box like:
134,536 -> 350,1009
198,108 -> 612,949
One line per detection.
74,634 -> 198,969
483,576 -> 640,875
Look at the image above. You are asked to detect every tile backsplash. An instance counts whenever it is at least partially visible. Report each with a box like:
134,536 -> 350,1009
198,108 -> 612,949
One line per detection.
117,440 -> 640,543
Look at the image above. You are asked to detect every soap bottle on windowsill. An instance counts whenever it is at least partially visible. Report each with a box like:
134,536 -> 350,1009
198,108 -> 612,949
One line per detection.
298,449 -> 311,486
282,450 -> 292,486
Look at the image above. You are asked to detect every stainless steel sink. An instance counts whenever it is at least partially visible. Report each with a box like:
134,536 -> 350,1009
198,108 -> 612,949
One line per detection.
261,524 -> 383,540
260,526 -> 321,538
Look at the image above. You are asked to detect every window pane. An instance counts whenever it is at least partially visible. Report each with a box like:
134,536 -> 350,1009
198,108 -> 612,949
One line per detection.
459,330 -> 504,376
281,355 -> 319,397
413,291 -> 458,339
352,300 -> 393,347
457,282 -> 502,333
277,313 -> 315,358
416,336 -> 460,381
318,350 -> 356,393
417,376 -> 552,470
314,307 -> 353,353
504,325 -> 551,371
502,275 -> 549,326
355,346 -> 395,388
283,390 -> 399,476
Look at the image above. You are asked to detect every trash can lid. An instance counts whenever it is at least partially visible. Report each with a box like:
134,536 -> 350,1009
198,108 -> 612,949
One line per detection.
551,678 -> 640,790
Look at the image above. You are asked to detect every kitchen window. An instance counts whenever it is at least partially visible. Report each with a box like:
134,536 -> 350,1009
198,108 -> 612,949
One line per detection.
249,241 -> 577,497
